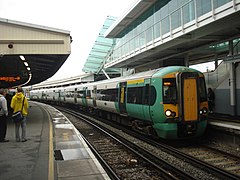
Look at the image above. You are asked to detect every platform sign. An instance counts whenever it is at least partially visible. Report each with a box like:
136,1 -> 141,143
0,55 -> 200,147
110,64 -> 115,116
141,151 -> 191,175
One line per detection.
0,76 -> 21,82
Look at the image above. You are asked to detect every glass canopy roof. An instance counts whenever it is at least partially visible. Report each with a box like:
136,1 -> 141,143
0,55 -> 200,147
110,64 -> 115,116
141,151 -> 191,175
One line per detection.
82,16 -> 120,74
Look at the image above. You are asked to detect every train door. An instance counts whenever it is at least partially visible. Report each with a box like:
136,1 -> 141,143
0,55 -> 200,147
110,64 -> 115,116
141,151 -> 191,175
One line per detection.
119,82 -> 127,115
178,72 -> 199,121
93,86 -> 97,108
74,88 -> 77,103
142,79 -> 151,121
82,87 -> 87,106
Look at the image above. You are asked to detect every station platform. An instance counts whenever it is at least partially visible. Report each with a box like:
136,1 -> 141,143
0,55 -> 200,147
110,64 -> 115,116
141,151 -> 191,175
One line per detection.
208,113 -> 240,131
0,101 -> 110,180
207,114 -> 240,148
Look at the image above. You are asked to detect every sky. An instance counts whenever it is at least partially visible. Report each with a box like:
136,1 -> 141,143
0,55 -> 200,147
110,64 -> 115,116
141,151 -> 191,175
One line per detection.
0,0 -> 136,81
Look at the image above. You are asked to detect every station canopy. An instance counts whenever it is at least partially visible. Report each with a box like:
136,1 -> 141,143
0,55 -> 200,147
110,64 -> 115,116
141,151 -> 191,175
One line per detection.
0,18 -> 71,88
82,16 -> 120,76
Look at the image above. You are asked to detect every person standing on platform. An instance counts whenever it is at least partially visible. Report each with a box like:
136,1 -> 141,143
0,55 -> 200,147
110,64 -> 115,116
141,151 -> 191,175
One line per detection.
0,88 -> 9,142
11,86 -> 29,142
5,90 -> 14,116
208,88 -> 215,113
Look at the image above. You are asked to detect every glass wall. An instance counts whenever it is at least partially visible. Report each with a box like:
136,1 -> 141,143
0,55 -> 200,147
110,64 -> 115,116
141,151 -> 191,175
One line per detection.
107,0 -> 232,63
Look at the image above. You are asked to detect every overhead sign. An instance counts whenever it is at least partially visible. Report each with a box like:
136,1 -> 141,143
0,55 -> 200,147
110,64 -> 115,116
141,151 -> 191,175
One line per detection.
0,76 -> 21,82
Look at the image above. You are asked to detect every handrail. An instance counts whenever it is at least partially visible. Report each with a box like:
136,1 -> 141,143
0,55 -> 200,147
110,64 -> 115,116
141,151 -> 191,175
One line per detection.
105,0 -> 237,66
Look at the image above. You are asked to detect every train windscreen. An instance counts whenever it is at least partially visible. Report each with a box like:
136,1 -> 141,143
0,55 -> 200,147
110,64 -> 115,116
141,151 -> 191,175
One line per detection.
199,77 -> 207,101
163,78 -> 177,104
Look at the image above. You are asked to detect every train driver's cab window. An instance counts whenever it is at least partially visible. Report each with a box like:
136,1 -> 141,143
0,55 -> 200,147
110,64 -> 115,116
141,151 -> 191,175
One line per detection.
199,77 -> 207,101
163,78 -> 177,104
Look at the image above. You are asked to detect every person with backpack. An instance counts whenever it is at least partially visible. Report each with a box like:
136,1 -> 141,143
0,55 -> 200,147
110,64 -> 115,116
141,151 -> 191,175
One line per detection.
11,86 -> 29,142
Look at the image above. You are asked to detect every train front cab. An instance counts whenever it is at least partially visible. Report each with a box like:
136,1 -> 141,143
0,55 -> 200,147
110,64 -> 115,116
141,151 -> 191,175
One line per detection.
153,71 -> 208,139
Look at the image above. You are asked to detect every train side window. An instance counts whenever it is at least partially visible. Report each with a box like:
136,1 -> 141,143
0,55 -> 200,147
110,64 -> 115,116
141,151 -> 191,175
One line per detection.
127,87 -> 143,104
77,91 -> 84,98
199,77 -> 207,101
143,85 -> 156,106
96,90 -> 101,100
149,86 -> 156,106
96,88 -> 118,101
109,89 -> 118,101
66,91 -> 74,98
143,84 -> 149,105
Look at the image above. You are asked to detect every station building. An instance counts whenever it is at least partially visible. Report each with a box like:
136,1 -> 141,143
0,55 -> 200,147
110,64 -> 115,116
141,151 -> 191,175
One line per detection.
82,0 -> 240,116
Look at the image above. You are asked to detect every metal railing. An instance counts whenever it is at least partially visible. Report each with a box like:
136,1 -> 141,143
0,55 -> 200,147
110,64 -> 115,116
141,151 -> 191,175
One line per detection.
105,0 -> 239,67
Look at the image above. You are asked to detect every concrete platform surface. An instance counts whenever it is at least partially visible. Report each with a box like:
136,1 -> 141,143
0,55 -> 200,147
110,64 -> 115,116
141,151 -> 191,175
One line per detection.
0,101 -> 110,180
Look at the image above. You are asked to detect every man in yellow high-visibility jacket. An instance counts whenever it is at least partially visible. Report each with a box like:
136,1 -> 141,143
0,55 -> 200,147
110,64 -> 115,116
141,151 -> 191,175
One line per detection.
11,86 -> 29,142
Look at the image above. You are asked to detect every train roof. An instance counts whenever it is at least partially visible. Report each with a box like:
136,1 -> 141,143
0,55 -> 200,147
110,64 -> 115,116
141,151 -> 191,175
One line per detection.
32,66 -> 203,91
90,68 -> 161,86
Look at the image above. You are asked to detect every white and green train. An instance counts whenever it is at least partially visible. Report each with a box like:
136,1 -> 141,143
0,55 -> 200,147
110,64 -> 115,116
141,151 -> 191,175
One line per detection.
30,66 -> 208,139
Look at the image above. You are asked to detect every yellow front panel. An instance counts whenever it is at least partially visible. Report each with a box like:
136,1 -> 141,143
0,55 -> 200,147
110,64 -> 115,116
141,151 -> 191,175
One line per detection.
184,79 -> 198,121
120,87 -> 124,103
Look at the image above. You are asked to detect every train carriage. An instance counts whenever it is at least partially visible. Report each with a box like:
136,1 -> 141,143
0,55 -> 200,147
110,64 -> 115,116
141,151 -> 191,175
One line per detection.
150,66 -> 207,138
95,81 -> 119,113
63,86 -> 76,104
29,89 -> 42,100
30,66 -> 208,139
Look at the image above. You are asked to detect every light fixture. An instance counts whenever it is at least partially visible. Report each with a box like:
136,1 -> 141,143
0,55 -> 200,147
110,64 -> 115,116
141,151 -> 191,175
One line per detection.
21,72 -> 32,86
27,67 -> 31,71
24,62 -> 29,66
8,44 -> 13,49
20,55 -> 25,61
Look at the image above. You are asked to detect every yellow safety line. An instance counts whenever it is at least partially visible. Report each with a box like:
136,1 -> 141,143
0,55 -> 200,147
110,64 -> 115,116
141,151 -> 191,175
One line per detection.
47,111 -> 54,180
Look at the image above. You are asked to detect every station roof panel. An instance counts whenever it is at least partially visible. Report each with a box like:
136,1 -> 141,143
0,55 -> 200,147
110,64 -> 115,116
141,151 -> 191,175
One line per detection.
103,0 -> 240,70
104,0 -> 157,38
0,18 -> 71,88
82,16 -> 117,74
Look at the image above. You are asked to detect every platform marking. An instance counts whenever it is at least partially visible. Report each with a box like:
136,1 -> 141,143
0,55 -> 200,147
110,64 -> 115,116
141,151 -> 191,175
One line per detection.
47,111 -> 54,180
209,121 -> 240,130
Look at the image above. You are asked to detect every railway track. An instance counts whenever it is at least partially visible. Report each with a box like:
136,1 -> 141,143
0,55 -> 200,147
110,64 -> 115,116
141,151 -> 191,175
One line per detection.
57,106 -> 240,179
144,138 -> 240,179
58,107 -> 195,180
178,145 -> 240,176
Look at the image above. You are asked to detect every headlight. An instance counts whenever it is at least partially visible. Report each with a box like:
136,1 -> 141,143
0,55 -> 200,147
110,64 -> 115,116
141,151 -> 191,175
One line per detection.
200,107 -> 208,115
202,107 -> 208,114
165,110 -> 176,117
165,110 -> 172,117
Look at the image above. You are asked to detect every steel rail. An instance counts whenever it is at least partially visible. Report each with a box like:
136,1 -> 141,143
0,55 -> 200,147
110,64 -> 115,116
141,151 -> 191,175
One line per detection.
134,132 -> 240,180
59,107 -> 198,180
81,135 -> 120,180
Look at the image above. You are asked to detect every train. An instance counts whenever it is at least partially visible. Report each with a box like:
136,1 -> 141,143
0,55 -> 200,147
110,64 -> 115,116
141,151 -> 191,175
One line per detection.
30,66 -> 208,139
